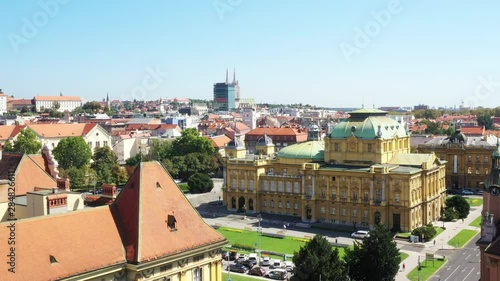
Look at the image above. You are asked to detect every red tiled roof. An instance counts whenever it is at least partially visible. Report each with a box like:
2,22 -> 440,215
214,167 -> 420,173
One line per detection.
28,124 -> 98,138
34,95 -> 82,101
460,126 -> 484,136
114,162 -> 226,262
209,135 -> 231,148
0,207 -> 126,281
246,127 -> 308,137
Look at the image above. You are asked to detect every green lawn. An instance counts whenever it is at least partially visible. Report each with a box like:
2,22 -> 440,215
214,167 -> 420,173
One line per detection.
447,229 -> 479,248
218,227 -> 307,256
434,226 -> 445,237
407,258 -> 446,281
466,197 -> 483,207
400,252 -> 409,261
177,183 -> 189,193
469,216 -> 482,227
396,232 -> 411,239
222,272 -> 261,281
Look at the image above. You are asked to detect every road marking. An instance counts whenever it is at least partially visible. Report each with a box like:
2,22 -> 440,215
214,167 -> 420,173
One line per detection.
444,266 -> 460,281
464,267 -> 475,280
466,254 -> 471,260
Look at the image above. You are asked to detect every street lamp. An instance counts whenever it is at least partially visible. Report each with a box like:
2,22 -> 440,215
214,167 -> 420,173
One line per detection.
257,214 -> 262,258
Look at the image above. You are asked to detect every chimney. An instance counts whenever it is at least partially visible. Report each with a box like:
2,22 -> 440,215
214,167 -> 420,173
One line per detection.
42,143 -> 59,179
101,184 -> 118,199
57,178 -> 70,191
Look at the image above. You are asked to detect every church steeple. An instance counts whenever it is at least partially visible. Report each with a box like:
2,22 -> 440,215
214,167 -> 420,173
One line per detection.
106,92 -> 109,102
233,68 -> 236,85
225,68 -> 229,84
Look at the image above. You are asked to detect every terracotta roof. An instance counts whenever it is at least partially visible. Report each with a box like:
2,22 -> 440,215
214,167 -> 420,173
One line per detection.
209,135 -> 232,148
113,162 -> 226,263
0,207 -> 126,281
0,125 -> 25,140
460,126 -> 484,136
8,99 -> 33,106
34,95 -> 82,101
28,124 -> 98,138
246,127 -> 308,137
125,124 -> 178,131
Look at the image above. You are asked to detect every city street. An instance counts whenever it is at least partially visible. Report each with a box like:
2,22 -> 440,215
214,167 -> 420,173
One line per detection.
431,233 -> 481,281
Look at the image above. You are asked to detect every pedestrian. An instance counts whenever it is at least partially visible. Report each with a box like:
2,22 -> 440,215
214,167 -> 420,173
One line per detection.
335,238 -> 338,244
403,263 -> 405,271
462,218 -> 464,223
434,240 -> 436,246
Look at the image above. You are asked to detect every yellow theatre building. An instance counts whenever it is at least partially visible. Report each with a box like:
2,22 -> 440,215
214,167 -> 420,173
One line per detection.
223,109 -> 447,232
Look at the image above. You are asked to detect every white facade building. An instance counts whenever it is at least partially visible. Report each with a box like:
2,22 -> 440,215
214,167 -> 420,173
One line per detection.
34,95 -> 82,112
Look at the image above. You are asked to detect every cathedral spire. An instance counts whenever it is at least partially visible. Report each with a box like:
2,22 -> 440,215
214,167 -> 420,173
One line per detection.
225,68 -> 228,84
106,92 -> 109,102
233,68 -> 236,84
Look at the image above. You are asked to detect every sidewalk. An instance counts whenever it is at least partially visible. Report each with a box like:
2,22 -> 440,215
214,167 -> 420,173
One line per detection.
395,205 -> 482,281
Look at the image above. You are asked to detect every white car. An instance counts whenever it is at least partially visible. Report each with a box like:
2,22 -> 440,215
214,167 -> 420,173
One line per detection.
260,256 -> 271,266
351,230 -> 370,239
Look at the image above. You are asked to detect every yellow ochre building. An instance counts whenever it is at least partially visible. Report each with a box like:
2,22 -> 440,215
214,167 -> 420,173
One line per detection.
223,109 -> 447,232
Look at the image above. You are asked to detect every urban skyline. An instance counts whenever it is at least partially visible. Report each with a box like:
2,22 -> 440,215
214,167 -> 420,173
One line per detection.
1,1 -> 500,108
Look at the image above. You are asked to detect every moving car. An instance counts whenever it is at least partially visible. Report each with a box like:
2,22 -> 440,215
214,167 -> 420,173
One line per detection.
351,230 -> 370,239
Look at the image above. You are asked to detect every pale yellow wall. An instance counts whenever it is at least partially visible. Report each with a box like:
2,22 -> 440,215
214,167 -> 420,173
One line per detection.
27,193 -> 47,217
0,202 -> 9,222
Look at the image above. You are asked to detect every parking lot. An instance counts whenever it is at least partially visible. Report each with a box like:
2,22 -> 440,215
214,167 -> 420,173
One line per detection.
222,251 -> 294,280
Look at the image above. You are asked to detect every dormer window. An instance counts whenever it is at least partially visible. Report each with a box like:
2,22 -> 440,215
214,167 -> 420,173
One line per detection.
50,255 -> 58,264
167,215 -> 177,231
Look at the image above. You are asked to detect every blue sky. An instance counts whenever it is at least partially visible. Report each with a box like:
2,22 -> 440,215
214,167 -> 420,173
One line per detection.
1,0 -> 499,108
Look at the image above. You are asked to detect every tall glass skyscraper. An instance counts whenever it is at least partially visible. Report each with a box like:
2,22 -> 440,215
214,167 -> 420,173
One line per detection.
213,69 -> 240,111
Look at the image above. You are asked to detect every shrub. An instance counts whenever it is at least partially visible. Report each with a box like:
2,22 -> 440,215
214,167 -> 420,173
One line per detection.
232,243 -> 255,251
187,173 -> 214,194
411,226 -> 437,242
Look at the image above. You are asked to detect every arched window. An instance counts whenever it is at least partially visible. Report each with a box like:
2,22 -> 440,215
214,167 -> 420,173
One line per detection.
270,200 -> 274,207
231,197 -> 236,209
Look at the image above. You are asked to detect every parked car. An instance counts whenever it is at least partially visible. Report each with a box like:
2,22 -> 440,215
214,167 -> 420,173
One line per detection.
270,260 -> 283,269
351,230 -> 370,239
461,190 -> 474,196
228,264 -> 248,273
284,261 -> 295,272
248,266 -> 266,276
237,253 -> 247,262
474,190 -> 484,195
266,269 -> 288,280
260,256 -> 271,266
248,253 -> 258,264
237,259 -> 255,269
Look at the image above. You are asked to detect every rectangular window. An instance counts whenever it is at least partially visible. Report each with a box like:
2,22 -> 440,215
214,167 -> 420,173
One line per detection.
231,179 -> 236,190
286,182 -> 292,193
263,181 -> 268,191
294,203 -> 299,210
341,209 -> 346,217
87,141 -> 92,148
331,208 -> 335,215
96,141 -> 100,147
395,193 -> 400,203
193,268 -> 202,281
334,143 -> 339,152
352,209 -> 357,217
282,168 -> 287,176
363,211 -> 368,219
294,182 -> 300,194
104,141 -> 108,147
367,144 -> 372,152
278,181 -> 284,192
321,207 -> 325,214
270,181 -> 276,192
286,202 -> 290,209
249,180 -> 254,191
240,180 -> 246,190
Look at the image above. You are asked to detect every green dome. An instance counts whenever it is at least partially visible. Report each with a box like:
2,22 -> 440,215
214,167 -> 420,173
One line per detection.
277,140 -> 324,160
331,108 -> 408,139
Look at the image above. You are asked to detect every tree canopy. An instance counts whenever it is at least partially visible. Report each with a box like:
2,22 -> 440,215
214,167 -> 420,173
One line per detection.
292,235 -> 348,281
344,224 -> 401,281
171,128 -> 214,156
445,195 -> 470,219
187,173 -> 214,194
91,146 -> 118,185
53,137 -> 92,170
3,129 -> 43,154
